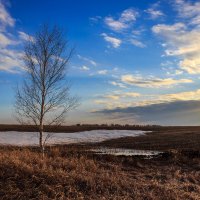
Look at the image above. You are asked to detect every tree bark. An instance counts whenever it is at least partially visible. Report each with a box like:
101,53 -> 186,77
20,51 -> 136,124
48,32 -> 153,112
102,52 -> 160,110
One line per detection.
39,125 -> 43,149
39,93 -> 44,157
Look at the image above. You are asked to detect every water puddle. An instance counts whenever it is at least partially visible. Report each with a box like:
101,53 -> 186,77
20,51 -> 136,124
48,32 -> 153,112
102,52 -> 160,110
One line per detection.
90,147 -> 163,158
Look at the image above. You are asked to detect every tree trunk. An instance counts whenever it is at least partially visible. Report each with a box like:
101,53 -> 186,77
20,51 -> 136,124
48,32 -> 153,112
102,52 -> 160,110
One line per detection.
39,128 -> 43,148
40,86 -> 45,158
39,124 -> 44,158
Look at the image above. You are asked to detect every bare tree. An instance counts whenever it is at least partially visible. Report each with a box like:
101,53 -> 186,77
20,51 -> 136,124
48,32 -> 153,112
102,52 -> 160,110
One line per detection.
15,25 -> 78,153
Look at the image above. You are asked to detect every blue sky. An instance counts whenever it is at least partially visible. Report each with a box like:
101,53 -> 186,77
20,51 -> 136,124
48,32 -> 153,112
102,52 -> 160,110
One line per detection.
0,0 -> 200,125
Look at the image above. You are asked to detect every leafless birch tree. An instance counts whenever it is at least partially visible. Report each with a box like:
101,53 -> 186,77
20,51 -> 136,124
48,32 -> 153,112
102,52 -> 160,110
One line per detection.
15,25 -> 78,152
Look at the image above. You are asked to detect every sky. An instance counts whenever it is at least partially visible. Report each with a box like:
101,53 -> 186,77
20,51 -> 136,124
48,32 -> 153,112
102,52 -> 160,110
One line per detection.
0,0 -> 200,125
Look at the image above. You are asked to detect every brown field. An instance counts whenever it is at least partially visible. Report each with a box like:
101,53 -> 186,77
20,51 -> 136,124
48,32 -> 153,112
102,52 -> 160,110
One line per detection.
97,127 -> 200,151
0,125 -> 200,200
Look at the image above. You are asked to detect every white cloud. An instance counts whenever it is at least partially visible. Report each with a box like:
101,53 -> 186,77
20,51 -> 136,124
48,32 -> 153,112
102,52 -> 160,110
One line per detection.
80,65 -> 90,71
175,0 -> 200,25
0,1 -> 28,73
18,31 -> 34,42
146,8 -> 164,19
161,61 -> 184,76
152,23 -> 186,34
160,89 -> 200,102
94,90 -> 141,109
105,17 -> 127,32
105,95 -> 120,100
0,32 -> 17,47
109,81 -> 127,88
161,60 -> 174,67
98,70 -> 108,75
133,89 -> 200,106
165,68 -> 184,76
152,22 -> 200,74
77,54 -> 97,66
101,33 -> 122,48
0,1 -> 22,73
94,99 -> 110,105
151,0 -> 200,74
191,15 -> 200,26
0,1 -> 15,29
103,8 -> 144,49
174,70 -> 183,75
89,16 -> 102,23
124,92 -> 141,97
130,39 -> 146,48
132,30 -> 143,36
94,88 -> 200,112
121,9 -> 138,22
0,48 -> 24,73
121,74 -> 193,88
104,92 -> 140,100
104,8 -> 138,32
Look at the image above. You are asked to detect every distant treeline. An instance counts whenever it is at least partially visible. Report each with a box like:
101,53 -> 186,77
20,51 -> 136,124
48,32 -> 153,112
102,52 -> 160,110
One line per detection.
0,124 -> 199,133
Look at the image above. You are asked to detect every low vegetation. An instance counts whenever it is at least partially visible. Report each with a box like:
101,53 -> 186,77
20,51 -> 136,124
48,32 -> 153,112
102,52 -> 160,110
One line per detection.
0,144 -> 200,200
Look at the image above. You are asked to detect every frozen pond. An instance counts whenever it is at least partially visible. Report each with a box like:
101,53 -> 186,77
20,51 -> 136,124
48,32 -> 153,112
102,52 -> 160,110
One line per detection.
0,130 -> 146,146
90,148 -> 162,157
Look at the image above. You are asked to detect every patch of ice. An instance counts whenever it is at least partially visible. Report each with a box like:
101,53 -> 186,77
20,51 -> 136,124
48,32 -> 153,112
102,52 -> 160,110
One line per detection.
0,130 -> 147,146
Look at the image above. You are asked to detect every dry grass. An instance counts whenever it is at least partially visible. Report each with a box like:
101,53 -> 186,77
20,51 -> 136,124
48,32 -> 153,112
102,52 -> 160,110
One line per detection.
0,146 -> 200,200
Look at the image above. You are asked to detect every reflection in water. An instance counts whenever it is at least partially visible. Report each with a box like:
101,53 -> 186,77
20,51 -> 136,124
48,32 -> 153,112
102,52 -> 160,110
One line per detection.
90,148 -> 162,157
